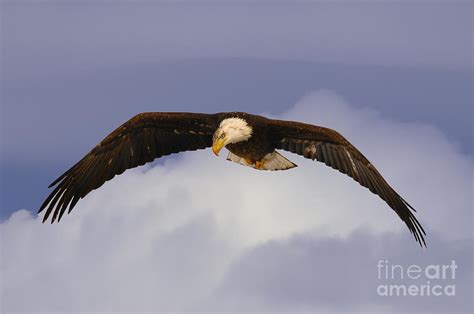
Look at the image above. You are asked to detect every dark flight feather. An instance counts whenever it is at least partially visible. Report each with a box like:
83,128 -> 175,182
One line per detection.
39,113 -> 218,223
268,119 -> 426,247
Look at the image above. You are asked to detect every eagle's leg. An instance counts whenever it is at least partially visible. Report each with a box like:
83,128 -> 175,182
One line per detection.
253,152 -> 297,171
255,160 -> 265,169
227,151 -> 296,170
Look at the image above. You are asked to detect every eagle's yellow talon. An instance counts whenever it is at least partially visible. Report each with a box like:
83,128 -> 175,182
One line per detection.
255,160 -> 265,169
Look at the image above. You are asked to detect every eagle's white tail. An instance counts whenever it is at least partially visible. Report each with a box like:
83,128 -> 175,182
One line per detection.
226,151 -> 297,171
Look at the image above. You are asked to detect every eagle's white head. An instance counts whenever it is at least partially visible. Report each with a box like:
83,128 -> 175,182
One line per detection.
212,117 -> 253,155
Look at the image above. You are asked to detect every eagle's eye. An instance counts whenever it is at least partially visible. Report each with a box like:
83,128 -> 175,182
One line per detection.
219,133 -> 225,139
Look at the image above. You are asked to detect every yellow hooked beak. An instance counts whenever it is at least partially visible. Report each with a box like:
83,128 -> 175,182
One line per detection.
212,138 -> 226,156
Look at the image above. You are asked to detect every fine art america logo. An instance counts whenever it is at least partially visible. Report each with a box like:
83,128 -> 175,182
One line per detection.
377,260 -> 457,297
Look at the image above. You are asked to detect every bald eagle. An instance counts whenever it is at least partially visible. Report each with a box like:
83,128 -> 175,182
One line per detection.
38,112 -> 426,246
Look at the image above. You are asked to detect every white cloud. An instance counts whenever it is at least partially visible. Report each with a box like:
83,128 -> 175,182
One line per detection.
1,90 -> 472,312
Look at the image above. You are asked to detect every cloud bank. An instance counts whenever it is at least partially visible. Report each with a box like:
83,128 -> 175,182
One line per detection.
1,91 -> 472,312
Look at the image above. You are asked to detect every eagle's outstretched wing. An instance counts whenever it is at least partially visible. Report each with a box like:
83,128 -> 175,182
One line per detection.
38,112 -> 218,223
267,118 -> 426,247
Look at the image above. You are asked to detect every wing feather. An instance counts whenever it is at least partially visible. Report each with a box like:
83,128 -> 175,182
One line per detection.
268,119 -> 426,247
39,112 -> 218,223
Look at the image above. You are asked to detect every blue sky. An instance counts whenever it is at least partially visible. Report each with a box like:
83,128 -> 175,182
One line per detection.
1,1 -> 473,313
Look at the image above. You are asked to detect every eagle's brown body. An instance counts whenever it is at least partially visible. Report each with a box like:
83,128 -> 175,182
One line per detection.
224,113 -> 275,163
38,111 -> 426,247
